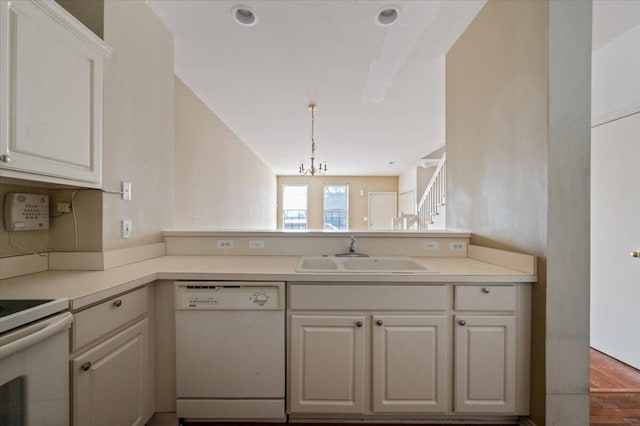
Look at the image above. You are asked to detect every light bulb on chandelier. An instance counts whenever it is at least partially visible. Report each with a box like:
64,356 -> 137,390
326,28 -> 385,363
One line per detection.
299,104 -> 327,176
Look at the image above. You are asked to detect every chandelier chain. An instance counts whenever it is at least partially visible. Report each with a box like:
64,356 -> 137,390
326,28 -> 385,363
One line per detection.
299,103 -> 326,176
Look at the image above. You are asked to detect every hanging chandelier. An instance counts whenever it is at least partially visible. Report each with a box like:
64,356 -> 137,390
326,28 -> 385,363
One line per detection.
299,104 -> 327,176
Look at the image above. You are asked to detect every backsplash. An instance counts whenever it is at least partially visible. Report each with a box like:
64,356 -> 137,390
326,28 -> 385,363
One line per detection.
163,230 -> 471,257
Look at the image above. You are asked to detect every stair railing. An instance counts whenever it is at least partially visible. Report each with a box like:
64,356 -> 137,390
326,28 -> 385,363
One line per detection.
416,153 -> 446,230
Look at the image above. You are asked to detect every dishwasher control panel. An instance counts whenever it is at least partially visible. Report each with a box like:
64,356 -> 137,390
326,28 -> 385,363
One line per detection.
175,282 -> 283,310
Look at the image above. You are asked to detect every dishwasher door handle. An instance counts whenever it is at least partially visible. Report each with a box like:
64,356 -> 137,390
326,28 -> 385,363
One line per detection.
0,312 -> 73,360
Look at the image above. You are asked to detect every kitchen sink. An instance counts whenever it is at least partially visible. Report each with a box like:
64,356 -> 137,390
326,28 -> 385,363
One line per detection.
296,256 -> 437,274
298,257 -> 339,270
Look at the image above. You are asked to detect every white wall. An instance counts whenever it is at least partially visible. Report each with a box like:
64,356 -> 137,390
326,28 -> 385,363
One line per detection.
102,0 -> 175,250
592,24 -> 640,124
174,77 -> 277,230
398,167 -> 417,215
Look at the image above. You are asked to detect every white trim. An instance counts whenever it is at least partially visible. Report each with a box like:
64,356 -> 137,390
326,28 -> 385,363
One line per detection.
29,0 -> 111,56
592,104 -> 640,128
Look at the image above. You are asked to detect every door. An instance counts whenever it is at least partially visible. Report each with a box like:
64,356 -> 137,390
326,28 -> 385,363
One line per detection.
455,315 -> 516,413
368,192 -> 397,230
371,315 -> 447,413
289,315 -> 366,414
73,319 -> 148,426
591,112 -> 640,369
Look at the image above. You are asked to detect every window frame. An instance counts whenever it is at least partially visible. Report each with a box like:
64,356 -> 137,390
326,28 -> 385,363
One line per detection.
282,184 -> 309,230
323,184 -> 349,230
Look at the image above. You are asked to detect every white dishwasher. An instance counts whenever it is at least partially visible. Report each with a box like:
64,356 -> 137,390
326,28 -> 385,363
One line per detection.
175,281 -> 285,422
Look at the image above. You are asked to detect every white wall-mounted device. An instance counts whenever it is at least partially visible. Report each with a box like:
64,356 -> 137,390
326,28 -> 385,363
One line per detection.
3,193 -> 50,231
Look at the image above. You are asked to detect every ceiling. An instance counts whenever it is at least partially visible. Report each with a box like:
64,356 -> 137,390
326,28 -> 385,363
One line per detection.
148,1 -> 640,177
593,0 -> 640,51
147,0 -> 486,176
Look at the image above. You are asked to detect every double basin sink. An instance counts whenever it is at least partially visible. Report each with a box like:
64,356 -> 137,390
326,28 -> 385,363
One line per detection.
296,256 -> 438,274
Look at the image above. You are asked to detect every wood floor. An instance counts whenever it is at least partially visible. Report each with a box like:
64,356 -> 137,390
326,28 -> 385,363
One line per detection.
590,348 -> 640,425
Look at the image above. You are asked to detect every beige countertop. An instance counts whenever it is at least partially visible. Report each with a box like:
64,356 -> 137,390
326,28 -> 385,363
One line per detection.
0,255 -> 535,310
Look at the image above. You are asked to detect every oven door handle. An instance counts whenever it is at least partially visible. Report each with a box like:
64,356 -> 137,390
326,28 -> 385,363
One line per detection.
0,312 -> 73,360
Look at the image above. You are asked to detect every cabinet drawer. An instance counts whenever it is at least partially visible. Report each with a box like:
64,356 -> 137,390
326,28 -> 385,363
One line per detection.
72,287 -> 147,351
289,285 -> 447,311
454,285 -> 516,311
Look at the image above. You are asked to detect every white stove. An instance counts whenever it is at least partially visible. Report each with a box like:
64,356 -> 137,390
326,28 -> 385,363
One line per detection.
0,298 -> 69,334
0,298 -> 72,425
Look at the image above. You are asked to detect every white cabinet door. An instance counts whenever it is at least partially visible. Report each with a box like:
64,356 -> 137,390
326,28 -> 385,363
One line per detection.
454,315 -> 516,413
371,314 -> 447,413
289,315 -> 366,414
0,0 -> 110,187
72,319 -> 149,426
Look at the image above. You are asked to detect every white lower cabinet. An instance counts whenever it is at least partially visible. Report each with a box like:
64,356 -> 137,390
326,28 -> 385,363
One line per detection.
372,315 -> 447,413
288,283 -> 530,420
72,319 -> 149,426
288,313 -> 448,415
70,286 -> 153,426
289,315 -> 366,413
454,315 -> 516,413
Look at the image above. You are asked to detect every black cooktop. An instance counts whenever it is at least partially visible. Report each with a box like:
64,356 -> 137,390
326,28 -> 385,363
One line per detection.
0,299 -> 54,318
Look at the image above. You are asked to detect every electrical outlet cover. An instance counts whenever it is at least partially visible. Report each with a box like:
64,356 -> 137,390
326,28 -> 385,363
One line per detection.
423,241 -> 439,251
217,240 -> 234,249
122,219 -> 132,239
449,242 -> 466,251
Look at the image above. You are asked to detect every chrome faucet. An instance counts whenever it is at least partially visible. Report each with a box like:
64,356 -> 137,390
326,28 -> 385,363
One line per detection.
335,236 -> 368,257
349,236 -> 357,254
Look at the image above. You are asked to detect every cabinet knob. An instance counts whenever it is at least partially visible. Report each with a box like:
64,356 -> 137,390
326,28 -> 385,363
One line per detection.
0,154 -> 10,163
632,251 -> 640,258
376,320 -> 383,326
355,321 -> 363,327
81,362 -> 92,372
458,320 -> 467,326
113,299 -> 122,308
482,287 -> 491,294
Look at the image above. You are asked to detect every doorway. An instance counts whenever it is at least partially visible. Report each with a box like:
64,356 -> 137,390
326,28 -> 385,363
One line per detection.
367,192 -> 397,230
590,111 -> 640,424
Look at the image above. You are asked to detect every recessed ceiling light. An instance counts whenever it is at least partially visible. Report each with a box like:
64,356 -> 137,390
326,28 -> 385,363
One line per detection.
376,6 -> 400,26
232,5 -> 257,26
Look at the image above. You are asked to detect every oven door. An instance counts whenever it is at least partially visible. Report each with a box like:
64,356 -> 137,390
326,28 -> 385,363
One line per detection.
0,312 -> 73,426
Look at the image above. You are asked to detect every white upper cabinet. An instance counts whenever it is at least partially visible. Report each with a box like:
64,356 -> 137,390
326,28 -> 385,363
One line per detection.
0,0 -> 111,187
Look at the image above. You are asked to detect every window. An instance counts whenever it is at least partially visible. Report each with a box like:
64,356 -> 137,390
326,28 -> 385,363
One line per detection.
282,185 -> 308,229
324,185 -> 348,230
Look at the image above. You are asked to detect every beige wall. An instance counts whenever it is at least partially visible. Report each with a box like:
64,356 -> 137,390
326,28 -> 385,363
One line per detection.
277,176 -> 398,230
0,183 -> 102,256
101,0 -> 175,250
446,0 -> 548,422
174,77 -> 277,230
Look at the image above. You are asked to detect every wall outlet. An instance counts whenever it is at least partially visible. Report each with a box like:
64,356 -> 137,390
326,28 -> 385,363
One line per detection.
449,242 -> 466,252
423,241 -> 439,251
122,219 -> 132,239
122,181 -> 132,201
217,239 -> 234,249
249,240 -> 265,250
